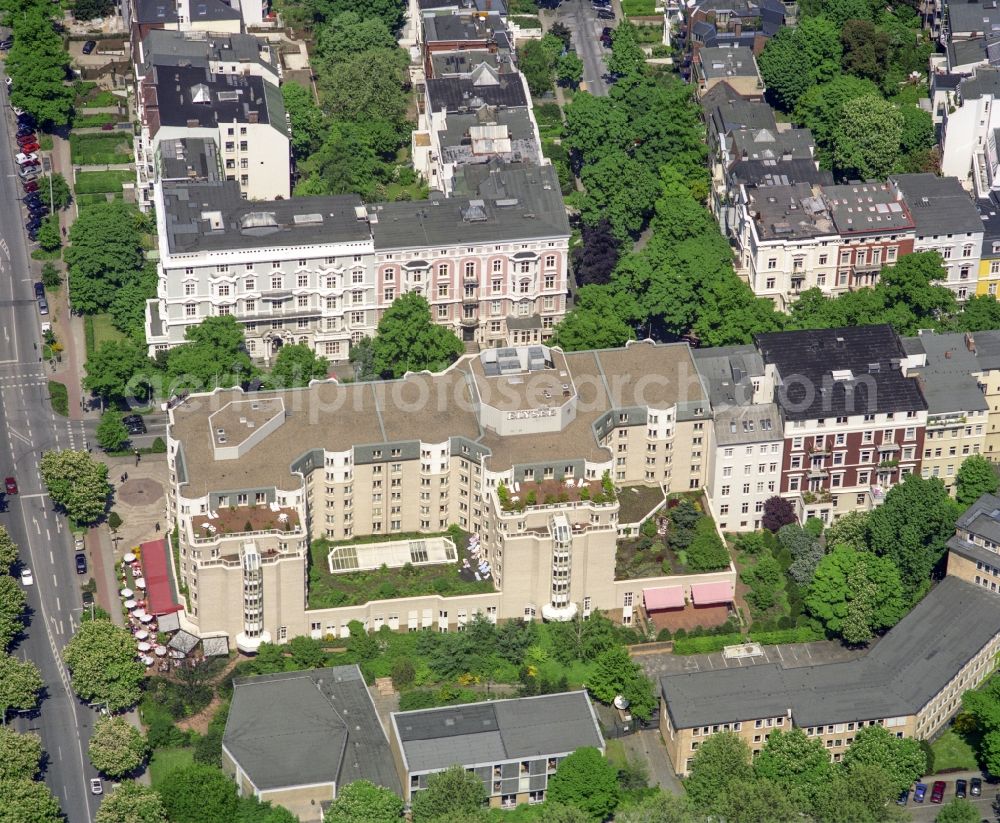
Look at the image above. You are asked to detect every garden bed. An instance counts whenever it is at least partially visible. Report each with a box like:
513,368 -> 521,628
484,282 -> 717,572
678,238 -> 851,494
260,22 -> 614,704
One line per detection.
74,169 -> 133,194
73,112 -> 117,128
69,132 -> 133,165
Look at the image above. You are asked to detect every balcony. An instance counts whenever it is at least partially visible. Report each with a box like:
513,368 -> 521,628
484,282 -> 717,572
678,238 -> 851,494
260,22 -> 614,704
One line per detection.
190,505 -> 302,543
496,476 -> 615,513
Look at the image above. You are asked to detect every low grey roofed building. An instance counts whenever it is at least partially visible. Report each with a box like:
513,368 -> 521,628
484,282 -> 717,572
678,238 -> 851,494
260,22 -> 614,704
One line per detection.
660,576 -> 1000,729
223,665 -> 400,794
425,66 -> 528,112
949,493 -> 1000,568
158,137 -> 221,183
746,182 -> 836,241
697,46 -> 760,81
902,332 -> 989,416
391,691 -> 604,774
890,173 -> 984,237
134,0 -> 240,24
728,158 -> 833,189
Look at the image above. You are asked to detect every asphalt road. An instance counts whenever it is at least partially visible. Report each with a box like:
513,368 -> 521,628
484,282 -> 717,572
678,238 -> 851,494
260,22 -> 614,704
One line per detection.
554,0 -> 612,96
0,78 -> 99,821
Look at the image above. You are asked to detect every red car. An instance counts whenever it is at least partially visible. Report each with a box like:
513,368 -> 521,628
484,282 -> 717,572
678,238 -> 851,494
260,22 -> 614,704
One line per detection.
22,180 -> 38,192
930,781 -> 946,804
16,135 -> 36,146
5,477 -> 17,494
19,142 -> 39,153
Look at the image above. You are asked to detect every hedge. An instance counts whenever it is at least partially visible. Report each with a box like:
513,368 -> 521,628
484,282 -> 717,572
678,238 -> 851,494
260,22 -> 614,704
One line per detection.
748,626 -> 824,645
672,633 -> 743,655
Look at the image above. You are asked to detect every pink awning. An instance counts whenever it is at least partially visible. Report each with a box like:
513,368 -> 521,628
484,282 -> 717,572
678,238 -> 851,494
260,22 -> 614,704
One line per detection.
690,581 -> 735,606
643,586 -> 685,611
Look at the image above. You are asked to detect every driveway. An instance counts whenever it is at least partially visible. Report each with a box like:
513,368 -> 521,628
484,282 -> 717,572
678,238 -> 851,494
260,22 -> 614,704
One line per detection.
549,0 -> 613,95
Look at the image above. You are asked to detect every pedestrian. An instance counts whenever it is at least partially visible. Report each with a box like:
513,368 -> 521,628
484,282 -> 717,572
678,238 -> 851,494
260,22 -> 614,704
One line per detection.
155,522 -> 160,532
124,472 -> 128,481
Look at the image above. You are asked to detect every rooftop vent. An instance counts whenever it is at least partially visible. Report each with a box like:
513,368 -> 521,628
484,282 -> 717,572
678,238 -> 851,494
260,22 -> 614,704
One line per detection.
240,212 -> 277,230
292,213 -> 323,225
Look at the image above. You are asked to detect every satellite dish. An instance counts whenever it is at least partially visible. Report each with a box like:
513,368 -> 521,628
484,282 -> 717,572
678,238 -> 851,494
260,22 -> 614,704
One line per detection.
613,695 -> 630,710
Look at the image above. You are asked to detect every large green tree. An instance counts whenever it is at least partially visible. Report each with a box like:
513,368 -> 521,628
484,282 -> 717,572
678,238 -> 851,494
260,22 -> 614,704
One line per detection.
84,339 -> 154,403
314,11 -> 396,66
712,777 -> 802,823
94,782 -> 167,823
6,10 -> 74,127
0,653 -> 43,722
265,343 -> 329,389
824,510 -> 870,552
319,48 -> 409,125
65,202 -> 148,315
955,454 -> 999,507
88,715 -> 148,778
867,474 -> 960,600
842,725 -> 926,796
758,16 -> 842,111
0,727 -> 41,782
63,619 -> 145,712
794,75 -> 881,158
613,791 -> 702,823
810,762 -> 900,823
607,22 -> 646,78
282,81 -> 326,159
550,287 -> 635,352
0,777 -> 61,822
752,728 -> 833,806
369,293 -> 463,379
0,528 -> 17,574
96,410 -> 129,453
546,747 -> 621,823
579,154 -> 660,241
164,316 -> 257,391
832,93 -> 904,179
410,765 -> 486,823
158,764 -> 238,823
39,449 -> 110,525
933,798 -> 979,823
805,546 -> 906,643
684,732 -> 753,811
324,779 -> 403,823
0,574 -> 27,652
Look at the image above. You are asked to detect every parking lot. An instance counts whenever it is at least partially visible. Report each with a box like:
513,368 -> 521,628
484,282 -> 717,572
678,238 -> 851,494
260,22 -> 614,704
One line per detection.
633,638 -> 870,679
904,772 -> 998,821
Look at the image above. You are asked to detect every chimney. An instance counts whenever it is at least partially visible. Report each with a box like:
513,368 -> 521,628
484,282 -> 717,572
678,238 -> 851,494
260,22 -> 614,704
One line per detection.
945,350 -> 952,359
186,118 -> 199,128
967,332 -> 977,353
247,110 -> 258,124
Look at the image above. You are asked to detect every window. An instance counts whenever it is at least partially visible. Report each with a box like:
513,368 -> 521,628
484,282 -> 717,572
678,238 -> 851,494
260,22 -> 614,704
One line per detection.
767,258 -> 777,270
270,275 -> 282,290
184,282 -> 195,296
492,259 -> 502,273
465,262 -> 475,277
185,303 -> 196,317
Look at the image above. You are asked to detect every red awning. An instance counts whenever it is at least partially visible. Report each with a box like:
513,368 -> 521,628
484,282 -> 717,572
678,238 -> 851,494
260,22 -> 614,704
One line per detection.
642,586 -> 685,611
690,581 -> 735,606
139,538 -> 182,617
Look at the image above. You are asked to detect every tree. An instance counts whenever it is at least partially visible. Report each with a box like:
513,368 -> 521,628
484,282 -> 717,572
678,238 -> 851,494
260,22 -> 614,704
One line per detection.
95,782 -> 167,823
36,216 -> 61,253
265,343 -> 329,389
307,0 -> 407,32
519,39 -> 556,96
778,524 -> 824,584
833,93 -> 904,180
287,635 -> 326,668
88,715 -> 148,778
934,798 -> 979,823
297,123 -> 386,198
74,0 -> 116,20
164,316 -> 257,391
314,11 -> 396,66
562,92 -> 631,167
741,550 -> 783,611
40,262 -> 61,290
607,23 -> 645,78
842,725 -> 927,796
821,0 -> 873,24
324,780 -> 403,823
956,454 -> 999,507
0,574 -> 27,652
825,510 -> 870,552
6,11 -> 74,127
39,174 -> 72,211
962,672 -> 1000,732
63,619 -> 145,711
613,791 -> 702,823
686,517 -> 730,572
319,48 -> 409,124
867,474 -> 960,600
282,81 -> 326,159
369,293 -> 463,379
841,19 -> 890,82
159,764 -> 238,823
762,496 -> 796,532
0,727 -> 41,781
585,646 -> 656,720
713,777 -> 802,823
579,153 -> 660,240
556,51 -> 584,88
84,339 -> 154,403
753,728 -> 833,806
235,795 -> 300,822
980,729 -> 1000,777
759,17 -> 842,111
96,409 -> 129,452
39,449 -> 110,525
811,762 -> 899,823
410,765 -> 486,823
0,653 -> 43,721
684,732 -> 753,810
551,287 -> 635,351
806,546 -> 906,643
876,252 -> 956,335
546,747 -> 621,823
573,220 -> 619,287
65,202 -> 147,314
0,778 -> 61,822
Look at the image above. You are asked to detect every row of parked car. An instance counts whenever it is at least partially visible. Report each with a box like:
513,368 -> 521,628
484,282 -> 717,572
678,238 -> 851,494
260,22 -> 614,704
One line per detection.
12,111 -> 50,245
901,777 -> 982,805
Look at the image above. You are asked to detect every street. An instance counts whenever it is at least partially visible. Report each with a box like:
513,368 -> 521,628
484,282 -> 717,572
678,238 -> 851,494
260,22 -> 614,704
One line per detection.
0,79 -> 100,821
552,0 -> 612,96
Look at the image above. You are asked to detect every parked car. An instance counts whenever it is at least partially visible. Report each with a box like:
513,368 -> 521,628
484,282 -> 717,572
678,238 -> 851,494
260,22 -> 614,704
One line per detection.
22,181 -> 38,192
0,38 -> 13,51
123,414 -> 146,435
5,476 -> 17,494
896,789 -> 909,806
33,282 -> 43,299
74,535 -> 84,551
82,590 -> 93,608
930,781 -> 946,804
26,221 -> 41,233
17,134 -> 36,146
37,297 -> 47,314
956,779 -> 967,798
4,76 -> 11,89
16,127 -> 33,138
100,122 -> 115,131
16,115 -> 35,129
24,192 -> 41,204
18,143 -> 39,154
89,779 -> 102,796
19,567 -> 32,586
27,205 -> 48,217
15,152 -> 37,164
27,231 -> 38,243
597,8 -> 614,19
913,783 -> 927,803
971,777 -> 982,797
75,553 -> 87,574
82,40 -> 96,55
19,170 -> 38,183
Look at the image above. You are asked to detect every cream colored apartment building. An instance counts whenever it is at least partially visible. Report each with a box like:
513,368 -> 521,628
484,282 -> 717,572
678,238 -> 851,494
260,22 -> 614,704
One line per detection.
659,574 -> 1000,775
165,341 -> 731,651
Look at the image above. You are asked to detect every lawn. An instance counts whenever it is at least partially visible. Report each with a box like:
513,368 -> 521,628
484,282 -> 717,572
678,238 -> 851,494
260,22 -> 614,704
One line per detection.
73,170 -> 133,195
76,192 -> 122,208
69,132 -> 133,166
72,113 -> 117,128
48,381 -> 68,416
307,529 -> 495,609
85,312 -> 126,357
622,0 -> 657,14
932,727 -> 981,772
148,746 -> 194,789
